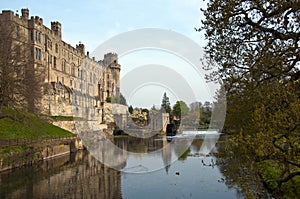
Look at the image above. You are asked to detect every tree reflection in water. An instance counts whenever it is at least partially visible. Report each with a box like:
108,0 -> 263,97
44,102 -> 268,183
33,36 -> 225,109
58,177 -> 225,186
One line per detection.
215,136 -> 273,199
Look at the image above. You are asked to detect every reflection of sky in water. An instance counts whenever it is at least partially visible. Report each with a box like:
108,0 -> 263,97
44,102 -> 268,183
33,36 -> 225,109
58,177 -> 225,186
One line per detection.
120,135 -> 238,198
0,135 -> 239,199
120,131 -> 220,173
122,154 -> 237,199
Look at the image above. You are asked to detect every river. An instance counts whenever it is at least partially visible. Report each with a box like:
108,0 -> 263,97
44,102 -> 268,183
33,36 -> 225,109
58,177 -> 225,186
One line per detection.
0,134 -> 244,199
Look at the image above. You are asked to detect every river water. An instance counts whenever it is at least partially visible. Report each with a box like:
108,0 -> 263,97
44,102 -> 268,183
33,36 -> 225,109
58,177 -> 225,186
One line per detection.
0,134 -> 244,199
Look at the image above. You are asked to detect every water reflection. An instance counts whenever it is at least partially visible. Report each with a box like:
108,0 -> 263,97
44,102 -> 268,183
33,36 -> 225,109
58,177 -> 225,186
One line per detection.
0,136 -> 242,199
215,136 -> 273,198
0,151 -> 121,199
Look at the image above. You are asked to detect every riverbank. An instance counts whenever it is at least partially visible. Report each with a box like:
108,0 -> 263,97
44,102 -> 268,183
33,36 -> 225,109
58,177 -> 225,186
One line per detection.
0,107 -> 83,172
0,137 -> 84,172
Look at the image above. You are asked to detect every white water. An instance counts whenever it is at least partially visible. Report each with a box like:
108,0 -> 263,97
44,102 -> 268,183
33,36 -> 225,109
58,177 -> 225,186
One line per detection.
182,129 -> 220,135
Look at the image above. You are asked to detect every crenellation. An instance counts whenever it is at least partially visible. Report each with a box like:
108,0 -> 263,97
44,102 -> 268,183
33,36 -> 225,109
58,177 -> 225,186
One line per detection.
0,8 -> 121,125
21,8 -> 29,19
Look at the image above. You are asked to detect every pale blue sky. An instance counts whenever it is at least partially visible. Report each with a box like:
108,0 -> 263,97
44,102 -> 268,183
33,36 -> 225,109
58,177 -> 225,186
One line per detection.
0,0 -> 207,51
0,0 -> 217,108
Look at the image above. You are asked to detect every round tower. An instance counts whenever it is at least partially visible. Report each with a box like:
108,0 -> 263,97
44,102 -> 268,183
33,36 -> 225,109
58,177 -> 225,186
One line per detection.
103,53 -> 120,98
104,52 -> 119,67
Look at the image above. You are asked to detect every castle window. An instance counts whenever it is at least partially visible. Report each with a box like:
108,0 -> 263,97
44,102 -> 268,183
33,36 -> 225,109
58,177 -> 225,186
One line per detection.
16,26 -> 20,38
70,79 -> 73,87
35,48 -> 41,60
90,72 -> 92,83
62,77 -> 64,84
30,30 -> 34,41
62,60 -> 66,72
48,55 -> 52,64
54,57 -> 57,68
55,44 -> 58,53
48,40 -> 52,50
35,31 -> 41,43
98,84 -> 101,97
107,74 -> 109,79
57,76 -> 59,82
38,32 -> 41,43
71,66 -> 75,76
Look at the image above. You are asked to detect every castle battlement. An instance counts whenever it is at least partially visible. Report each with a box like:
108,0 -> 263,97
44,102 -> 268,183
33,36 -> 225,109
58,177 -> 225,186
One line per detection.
0,8 -> 121,123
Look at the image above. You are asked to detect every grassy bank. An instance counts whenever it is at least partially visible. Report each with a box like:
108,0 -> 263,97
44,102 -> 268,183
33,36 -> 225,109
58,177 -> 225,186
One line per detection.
0,107 -> 74,140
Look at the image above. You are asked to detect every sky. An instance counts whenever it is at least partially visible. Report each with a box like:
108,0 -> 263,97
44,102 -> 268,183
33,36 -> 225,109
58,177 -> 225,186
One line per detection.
0,0 -> 217,108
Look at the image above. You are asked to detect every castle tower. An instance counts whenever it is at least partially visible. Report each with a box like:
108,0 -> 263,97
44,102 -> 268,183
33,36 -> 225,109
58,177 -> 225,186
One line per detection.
21,8 -> 29,19
51,21 -> 61,38
103,53 -> 121,98
76,43 -> 85,55
104,52 -> 119,66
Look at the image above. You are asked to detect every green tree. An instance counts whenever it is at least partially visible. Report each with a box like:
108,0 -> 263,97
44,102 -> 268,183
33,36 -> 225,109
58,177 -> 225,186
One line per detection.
199,0 -> 299,88
160,92 -> 171,114
199,101 -> 212,129
172,100 -> 189,117
200,0 -> 300,196
128,105 -> 133,114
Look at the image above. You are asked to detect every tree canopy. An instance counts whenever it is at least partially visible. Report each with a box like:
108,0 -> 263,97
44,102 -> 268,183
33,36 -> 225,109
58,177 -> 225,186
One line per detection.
199,0 -> 299,90
172,100 -> 189,117
160,92 -> 171,114
200,0 -> 300,197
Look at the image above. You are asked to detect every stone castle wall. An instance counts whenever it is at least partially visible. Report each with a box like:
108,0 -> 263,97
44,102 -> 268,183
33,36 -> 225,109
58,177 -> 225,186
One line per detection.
0,8 -> 121,128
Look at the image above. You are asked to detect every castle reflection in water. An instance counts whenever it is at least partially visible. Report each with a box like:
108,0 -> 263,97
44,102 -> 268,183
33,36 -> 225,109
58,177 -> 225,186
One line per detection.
0,150 -> 121,199
0,136 -> 214,199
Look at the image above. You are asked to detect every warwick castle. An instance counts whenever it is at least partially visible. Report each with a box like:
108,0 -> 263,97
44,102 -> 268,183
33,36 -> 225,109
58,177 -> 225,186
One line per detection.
0,8 -> 125,131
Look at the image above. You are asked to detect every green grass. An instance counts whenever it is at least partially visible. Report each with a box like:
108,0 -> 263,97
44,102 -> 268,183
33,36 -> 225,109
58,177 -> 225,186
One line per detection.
48,115 -> 82,121
0,107 -> 74,140
0,145 -> 30,158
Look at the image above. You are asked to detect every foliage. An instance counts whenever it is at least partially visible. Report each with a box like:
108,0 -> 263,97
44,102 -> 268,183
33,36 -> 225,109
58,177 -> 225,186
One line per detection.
48,115 -> 82,121
129,109 -> 149,127
200,0 -> 300,197
106,97 -> 112,103
128,105 -> 133,114
199,0 -> 299,87
216,135 -> 273,198
160,92 -> 171,114
199,101 -> 212,129
172,100 -> 189,117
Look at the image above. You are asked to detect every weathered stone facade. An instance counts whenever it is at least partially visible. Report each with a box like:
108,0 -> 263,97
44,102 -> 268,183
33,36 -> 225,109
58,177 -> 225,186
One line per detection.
0,8 -> 121,123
